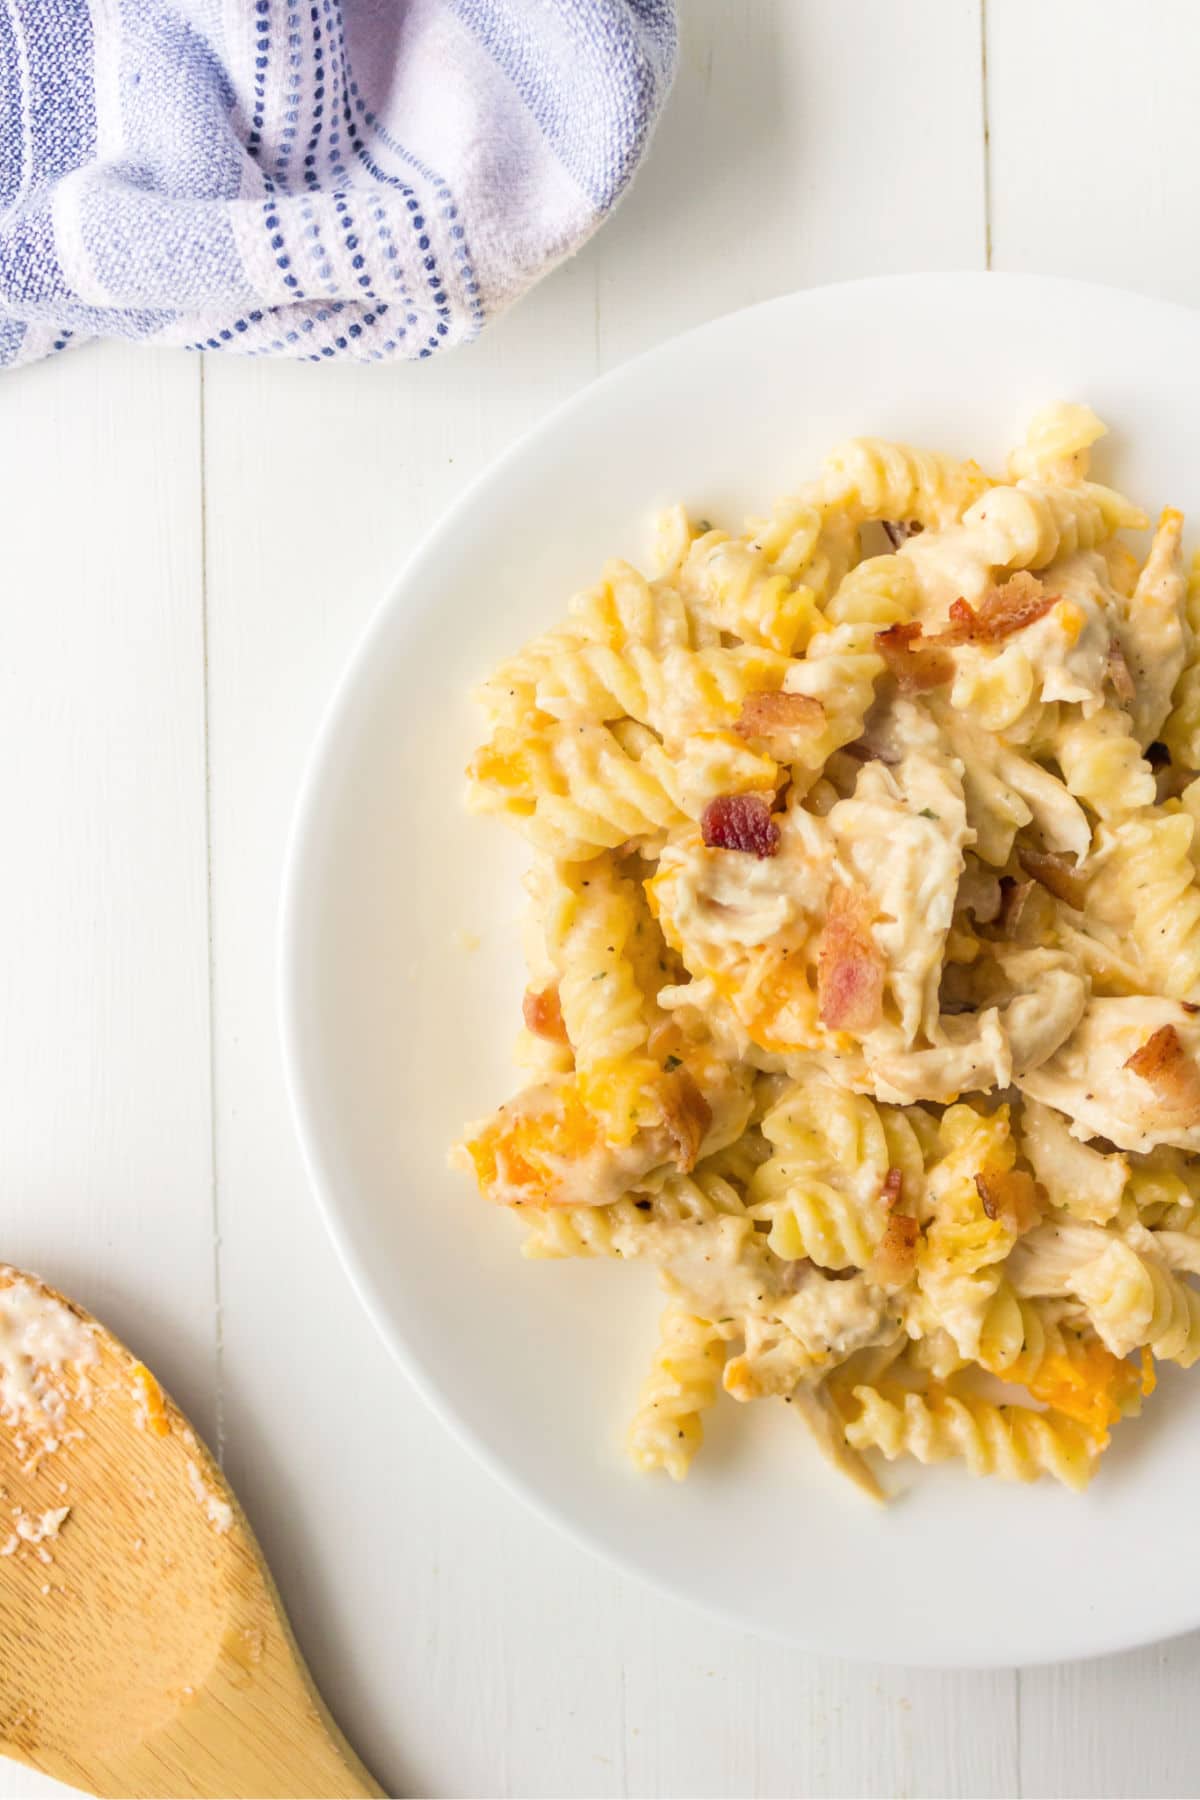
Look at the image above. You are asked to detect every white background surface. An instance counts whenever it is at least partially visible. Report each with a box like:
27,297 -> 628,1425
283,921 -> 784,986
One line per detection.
5,2 -> 1200,1795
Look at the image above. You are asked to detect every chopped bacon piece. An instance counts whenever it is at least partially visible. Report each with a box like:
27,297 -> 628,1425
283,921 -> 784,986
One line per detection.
882,520 -> 923,548
933,573 -> 1056,646
522,985 -> 569,1044
975,1166 -> 1043,1235
817,886 -> 885,1032
659,1067 -> 712,1173
1124,1025 -> 1200,1122
881,1166 -> 904,1209
735,690 -> 825,738
874,620 -> 954,693
1107,637 -> 1136,705
701,791 -> 780,857
870,1212 -> 919,1285
1017,848 -> 1087,910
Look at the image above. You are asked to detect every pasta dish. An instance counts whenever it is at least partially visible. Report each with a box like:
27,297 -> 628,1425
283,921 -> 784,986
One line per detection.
453,404 -> 1200,1496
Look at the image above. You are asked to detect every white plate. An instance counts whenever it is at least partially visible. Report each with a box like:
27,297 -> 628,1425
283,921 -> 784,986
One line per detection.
281,272 -> 1200,1667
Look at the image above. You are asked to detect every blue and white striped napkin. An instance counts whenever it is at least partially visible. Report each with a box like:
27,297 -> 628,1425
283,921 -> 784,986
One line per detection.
0,0 -> 676,366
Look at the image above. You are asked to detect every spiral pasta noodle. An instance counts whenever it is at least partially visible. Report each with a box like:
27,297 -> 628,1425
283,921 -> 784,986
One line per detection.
823,438 -> 991,530
627,1307 -> 727,1479
842,1382 -> 1100,1489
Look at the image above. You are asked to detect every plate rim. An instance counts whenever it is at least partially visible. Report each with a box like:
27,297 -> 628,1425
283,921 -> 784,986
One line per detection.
279,269 -> 1200,1668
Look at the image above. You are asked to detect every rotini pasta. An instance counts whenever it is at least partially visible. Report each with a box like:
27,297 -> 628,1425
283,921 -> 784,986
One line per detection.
840,1380 -> 1100,1490
454,406 -> 1200,1497
1006,401 -> 1107,484
627,1307 -> 726,1479
822,438 -> 991,531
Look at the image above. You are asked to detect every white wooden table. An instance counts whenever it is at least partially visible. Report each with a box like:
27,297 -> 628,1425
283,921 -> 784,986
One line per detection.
5,4 -> 1200,1795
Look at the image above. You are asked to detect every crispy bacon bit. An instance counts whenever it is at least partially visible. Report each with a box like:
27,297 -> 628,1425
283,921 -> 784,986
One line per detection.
817,886 -> 885,1032
735,690 -> 825,738
874,620 -> 954,693
522,985 -> 569,1044
882,520 -> 924,548
1107,636 -> 1136,704
881,1166 -> 904,1210
701,791 -> 780,857
1124,1024 -> 1200,1122
975,1167 -> 1043,1235
660,1067 -> 712,1173
870,1212 -> 919,1285
934,573 -> 1056,646
1017,848 -> 1087,910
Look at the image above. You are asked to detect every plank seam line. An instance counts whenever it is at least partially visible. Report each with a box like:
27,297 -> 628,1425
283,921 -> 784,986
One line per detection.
980,0 -> 993,270
198,351 -> 226,1466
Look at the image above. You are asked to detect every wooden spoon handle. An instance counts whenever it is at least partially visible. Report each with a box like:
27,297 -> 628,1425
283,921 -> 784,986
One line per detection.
8,1607 -> 389,1798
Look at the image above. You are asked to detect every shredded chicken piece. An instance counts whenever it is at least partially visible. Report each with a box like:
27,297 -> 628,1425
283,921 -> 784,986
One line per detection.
522,985 -> 569,1044
1123,1025 -> 1200,1124
817,886 -> 885,1032
1017,848 -> 1087,910
874,621 -> 954,693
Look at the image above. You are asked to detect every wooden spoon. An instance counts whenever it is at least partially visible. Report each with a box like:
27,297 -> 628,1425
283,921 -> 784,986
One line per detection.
0,1264 -> 385,1798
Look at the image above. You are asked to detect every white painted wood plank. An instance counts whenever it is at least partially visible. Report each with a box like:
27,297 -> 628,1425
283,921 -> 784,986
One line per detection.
987,0 -> 1200,302
0,344 -> 214,1799
597,0 -> 988,367
203,4 -> 1000,1796
1019,1635 -> 1200,1799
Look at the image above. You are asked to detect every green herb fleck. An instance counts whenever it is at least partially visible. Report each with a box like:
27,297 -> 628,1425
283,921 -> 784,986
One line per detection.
919,807 -> 939,820
664,1054 -> 682,1071
591,971 -> 607,981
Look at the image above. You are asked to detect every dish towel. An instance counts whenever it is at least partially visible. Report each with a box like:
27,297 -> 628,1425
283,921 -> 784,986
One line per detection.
0,0 -> 676,366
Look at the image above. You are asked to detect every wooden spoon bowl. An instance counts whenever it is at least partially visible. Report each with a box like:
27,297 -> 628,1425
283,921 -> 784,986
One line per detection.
0,1264 -> 384,1798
